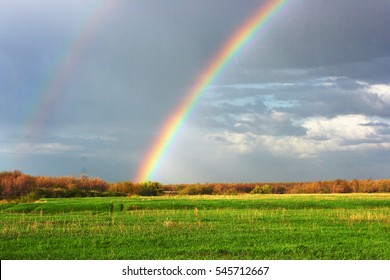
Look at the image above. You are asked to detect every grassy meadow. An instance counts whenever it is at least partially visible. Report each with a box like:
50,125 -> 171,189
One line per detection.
1,194 -> 389,259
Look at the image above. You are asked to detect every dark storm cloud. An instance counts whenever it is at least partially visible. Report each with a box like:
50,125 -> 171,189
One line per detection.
245,0 -> 390,68
219,0 -> 390,86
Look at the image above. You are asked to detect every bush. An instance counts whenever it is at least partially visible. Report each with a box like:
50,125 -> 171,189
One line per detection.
213,184 -> 237,195
179,185 -> 198,195
251,184 -> 272,194
109,181 -> 140,196
138,181 -> 163,196
20,192 -> 39,203
179,184 -> 214,195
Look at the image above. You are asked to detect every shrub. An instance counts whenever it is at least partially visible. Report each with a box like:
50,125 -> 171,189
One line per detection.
109,181 -> 139,196
213,184 -> 237,195
198,184 -> 214,195
20,192 -> 39,203
179,185 -> 199,195
251,184 -> 272,194
179,184 -> 215,195
138,181 -> 163,196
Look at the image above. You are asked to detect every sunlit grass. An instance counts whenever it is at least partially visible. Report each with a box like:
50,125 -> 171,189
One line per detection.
0,194 -> 389,259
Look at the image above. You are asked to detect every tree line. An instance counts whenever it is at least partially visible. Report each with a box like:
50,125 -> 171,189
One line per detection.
162,179 -> 390,195
1,170 -> 389,201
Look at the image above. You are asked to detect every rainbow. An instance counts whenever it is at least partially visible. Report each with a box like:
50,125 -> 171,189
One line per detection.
22,0 -> 112,143
135,0 -> 287,182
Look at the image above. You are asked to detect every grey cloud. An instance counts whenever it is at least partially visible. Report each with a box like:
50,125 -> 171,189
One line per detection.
360,122 -> 390,127
238,0 -> 390,71
271,78 -> 390,118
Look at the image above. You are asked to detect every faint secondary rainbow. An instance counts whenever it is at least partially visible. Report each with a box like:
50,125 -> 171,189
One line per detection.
135,0 -> 288,182
22,0 -> 113,143
13,0 -> 114,171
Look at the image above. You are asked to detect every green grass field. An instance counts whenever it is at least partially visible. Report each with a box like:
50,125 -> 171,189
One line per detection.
1,194 -> 389,259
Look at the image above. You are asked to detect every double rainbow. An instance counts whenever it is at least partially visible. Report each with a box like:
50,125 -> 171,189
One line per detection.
135,0 -> 287,182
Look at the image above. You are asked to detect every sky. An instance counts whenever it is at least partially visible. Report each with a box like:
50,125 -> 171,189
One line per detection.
1,0 -> 390,183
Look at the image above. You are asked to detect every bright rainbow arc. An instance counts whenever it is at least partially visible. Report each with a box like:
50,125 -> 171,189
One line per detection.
135,0 -> 287,182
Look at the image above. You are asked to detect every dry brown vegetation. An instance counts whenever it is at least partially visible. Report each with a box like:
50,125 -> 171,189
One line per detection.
1,170 -> 389,201
162,179 -> 390,195
0,170 -> 109,200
